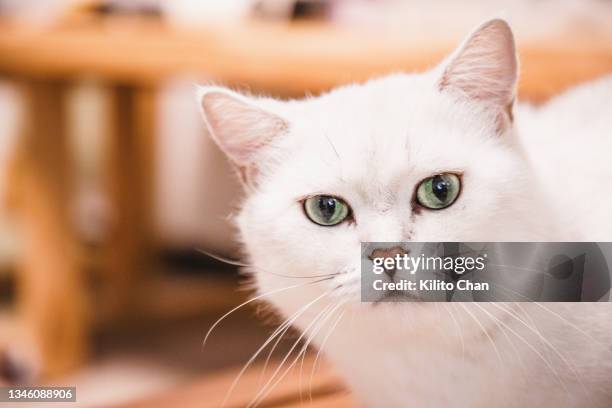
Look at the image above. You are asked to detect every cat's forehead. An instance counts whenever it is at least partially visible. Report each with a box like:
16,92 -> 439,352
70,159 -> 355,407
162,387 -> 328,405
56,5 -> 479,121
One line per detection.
303,74 -> 431,130
293,74 -> 489,148
289,76 -> 490,169
271,74 -> 504,199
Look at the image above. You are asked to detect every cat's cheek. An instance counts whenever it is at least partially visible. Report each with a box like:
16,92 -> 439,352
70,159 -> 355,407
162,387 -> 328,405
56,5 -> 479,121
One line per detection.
240,197 -> 358,285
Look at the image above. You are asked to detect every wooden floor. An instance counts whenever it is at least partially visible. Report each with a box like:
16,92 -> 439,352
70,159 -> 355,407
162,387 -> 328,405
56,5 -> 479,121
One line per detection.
119,356 -> 356,408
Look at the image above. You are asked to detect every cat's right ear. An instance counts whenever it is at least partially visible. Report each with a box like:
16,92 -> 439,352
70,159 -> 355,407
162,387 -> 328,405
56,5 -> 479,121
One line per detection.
198,87 -> 289,186
438,19 -> 518,132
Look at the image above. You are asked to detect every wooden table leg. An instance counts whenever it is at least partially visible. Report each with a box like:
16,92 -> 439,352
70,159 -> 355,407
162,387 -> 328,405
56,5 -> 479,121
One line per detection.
99,85 -> 155,321
10,80 -> 87,378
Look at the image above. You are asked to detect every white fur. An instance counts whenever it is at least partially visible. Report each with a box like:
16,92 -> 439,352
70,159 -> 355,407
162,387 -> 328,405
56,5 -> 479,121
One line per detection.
199,19 -> 612,408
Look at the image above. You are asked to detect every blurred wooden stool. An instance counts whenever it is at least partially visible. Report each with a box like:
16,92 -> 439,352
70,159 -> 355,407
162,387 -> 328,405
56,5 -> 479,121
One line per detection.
6,79 -> 155,378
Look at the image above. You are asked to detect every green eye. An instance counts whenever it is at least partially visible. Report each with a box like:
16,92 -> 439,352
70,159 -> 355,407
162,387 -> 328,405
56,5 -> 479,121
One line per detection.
304,195 -> 350,226
416,173 -> 461,210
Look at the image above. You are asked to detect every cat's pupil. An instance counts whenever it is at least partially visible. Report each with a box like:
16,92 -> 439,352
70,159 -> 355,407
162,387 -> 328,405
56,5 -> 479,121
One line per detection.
318,197 -> 337,220
432,175 -> 449,202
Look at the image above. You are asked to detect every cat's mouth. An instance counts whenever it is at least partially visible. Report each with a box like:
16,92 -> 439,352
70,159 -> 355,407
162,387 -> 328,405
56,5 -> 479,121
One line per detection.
374,291 -> 422,304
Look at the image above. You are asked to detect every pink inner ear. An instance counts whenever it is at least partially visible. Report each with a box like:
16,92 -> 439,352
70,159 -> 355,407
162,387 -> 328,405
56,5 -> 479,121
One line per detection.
439,19 -> 517,109
207,112 -> 272,165
201,90 -> 288,166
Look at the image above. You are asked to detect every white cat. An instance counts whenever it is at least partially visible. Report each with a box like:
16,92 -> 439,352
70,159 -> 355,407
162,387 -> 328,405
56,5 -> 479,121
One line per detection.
199,19 -> 612,408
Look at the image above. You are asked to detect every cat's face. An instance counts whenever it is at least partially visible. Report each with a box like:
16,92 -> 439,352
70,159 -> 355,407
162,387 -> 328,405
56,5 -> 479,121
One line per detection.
199,20 -> 558,310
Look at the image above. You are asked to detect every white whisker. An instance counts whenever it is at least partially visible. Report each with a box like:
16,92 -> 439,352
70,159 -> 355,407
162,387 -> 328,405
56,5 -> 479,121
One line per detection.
459,303 -> 503,367
491,302 -> 590,399
298,301 -> 345,402
485,302 -> 570,395
309,306 -> 346,403
534,302 -> 612,353
203,276 -> 333,351
222,289 -> 332,408
196,248 -> 250,267
443,304 -> 466,368
473,303 -> 527,386
248,300 -> 341,407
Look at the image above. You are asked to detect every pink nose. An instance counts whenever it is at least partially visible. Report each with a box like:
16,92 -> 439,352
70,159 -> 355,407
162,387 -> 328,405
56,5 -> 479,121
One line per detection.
369,246 -> 406,260
369,246 -> 406,279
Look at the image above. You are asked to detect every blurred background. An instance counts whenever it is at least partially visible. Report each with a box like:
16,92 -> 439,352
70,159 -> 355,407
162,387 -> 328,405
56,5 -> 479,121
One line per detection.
0,0 -> 610,406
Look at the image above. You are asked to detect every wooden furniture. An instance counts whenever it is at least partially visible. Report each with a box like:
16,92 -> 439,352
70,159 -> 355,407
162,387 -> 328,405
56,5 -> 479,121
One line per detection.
1,18 -> 611,100
10,80 -> 87,376
0,16 -> 611,379
118,355 -> 356,408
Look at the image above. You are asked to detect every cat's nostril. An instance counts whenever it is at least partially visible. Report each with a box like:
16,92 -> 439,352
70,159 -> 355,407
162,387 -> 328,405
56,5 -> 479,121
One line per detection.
383,267 -> 396,280
369,246 -> 406,280
369,246 -> 406,261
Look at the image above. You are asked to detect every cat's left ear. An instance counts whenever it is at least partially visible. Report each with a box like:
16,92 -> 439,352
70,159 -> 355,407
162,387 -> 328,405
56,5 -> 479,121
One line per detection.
438,19 -> 518,131
198,87 -> 289,187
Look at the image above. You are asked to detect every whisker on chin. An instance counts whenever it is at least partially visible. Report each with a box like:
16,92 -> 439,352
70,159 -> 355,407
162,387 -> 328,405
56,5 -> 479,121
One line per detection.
482,303 -> 570,395
258,316 -> 299,385
494,302 -> 591,400
533,302 -> 612,354
308,306 -> 346,403
202,276 -> 334,351
443,304 -> 466,368
224,290 -> 332,408
198,246 -> 351,405
248,299 -> 344,407
260,283 -> 348,392
297,302 -> 340,402
259,296 -> 337,384
298,301 -> 345,403
459,303 -> 504,367
471,303 -> 528,386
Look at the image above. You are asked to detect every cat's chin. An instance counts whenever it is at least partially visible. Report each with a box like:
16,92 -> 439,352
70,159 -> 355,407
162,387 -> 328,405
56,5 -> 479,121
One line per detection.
373,292 -> 420,303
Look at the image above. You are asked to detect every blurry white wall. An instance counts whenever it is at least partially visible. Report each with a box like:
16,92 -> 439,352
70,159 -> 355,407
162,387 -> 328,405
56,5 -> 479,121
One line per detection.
0,82 -> 23,266
156,80 -> 240,255
0,0 -> 74,24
